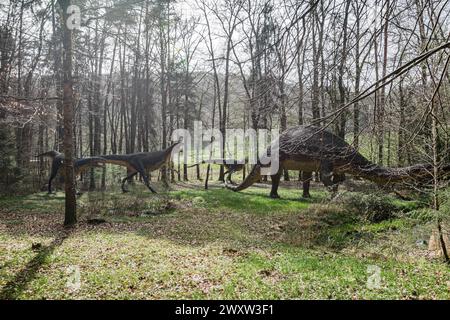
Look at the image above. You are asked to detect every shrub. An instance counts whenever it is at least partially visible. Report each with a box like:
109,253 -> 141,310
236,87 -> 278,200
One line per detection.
331,192 -> 397,223
437,188 -> 450,217
405,208 -> 435,222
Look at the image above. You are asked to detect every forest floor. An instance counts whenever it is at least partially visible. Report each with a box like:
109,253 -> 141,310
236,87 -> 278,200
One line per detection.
0,181 -> 449,299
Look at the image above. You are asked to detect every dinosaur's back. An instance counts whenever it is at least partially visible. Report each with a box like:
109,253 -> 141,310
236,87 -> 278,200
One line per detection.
277,125 -> 369,165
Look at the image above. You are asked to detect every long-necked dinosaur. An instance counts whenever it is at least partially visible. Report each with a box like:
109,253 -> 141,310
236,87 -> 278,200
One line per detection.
99,140 -> 183,193
226,125 -> 450,198
37,151 -> 106,194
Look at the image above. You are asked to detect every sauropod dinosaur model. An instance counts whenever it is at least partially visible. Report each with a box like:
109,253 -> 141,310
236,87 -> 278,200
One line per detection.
226,125 -> 450,198
36,151 -> 106,194
99,140 -> 183,193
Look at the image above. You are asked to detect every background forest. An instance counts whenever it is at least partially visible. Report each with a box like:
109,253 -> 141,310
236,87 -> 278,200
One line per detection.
1,0 -> 450,300
2,0 -> 450,191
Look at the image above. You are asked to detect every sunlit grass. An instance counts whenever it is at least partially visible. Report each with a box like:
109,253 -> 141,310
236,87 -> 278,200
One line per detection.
0,184 -> 448,299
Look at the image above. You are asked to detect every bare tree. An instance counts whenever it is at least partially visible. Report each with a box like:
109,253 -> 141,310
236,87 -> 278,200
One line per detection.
58,0 -> 76,226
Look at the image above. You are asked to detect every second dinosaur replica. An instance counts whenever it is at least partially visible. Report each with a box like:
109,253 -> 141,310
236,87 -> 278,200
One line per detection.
100,140 -> 183,193
39,140 -> 182,194
226,125 -> 450,198
190,158 -> 246,184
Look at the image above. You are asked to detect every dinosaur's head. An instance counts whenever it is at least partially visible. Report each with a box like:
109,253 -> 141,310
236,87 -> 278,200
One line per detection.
169,137 -> 184,153
164,137 -> 184,163
225,164 -> 262,192
173,136 -> 184,145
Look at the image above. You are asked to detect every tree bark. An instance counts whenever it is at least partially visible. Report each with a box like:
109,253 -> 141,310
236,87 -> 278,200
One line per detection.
58,0 -> 76,226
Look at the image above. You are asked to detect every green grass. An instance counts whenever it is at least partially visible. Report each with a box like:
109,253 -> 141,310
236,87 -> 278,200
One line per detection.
0,183 -> 448,300
173,187 -> 325,215
0,193 -> 65,213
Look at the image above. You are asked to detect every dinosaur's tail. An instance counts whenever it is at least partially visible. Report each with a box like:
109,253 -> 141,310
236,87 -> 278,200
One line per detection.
187,160 -> 208,168
187,158 -> 246,168
74,157 -> 107,174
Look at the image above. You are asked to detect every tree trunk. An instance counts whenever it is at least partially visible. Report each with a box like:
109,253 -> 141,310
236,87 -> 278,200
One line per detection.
58,0 -> 76,226
378,0 -> 390,164
337,0 -> 351,139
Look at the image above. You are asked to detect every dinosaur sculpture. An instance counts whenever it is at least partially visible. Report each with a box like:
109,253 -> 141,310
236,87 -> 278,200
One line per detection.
99,140 -> 183,193
193,158 -> 343,197
226,125 -> 449,198
192,158 -> 338,196
190,158 -> 246,184
37,151 -> 106,194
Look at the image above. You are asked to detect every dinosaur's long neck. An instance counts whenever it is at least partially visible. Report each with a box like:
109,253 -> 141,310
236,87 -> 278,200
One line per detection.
345,153 -> 436,185
225,164 -> 261,191
164,142 -> 182,161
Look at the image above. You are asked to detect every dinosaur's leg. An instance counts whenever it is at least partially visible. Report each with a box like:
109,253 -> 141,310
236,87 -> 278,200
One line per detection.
48,162 -> 59,194
225,169 -> 237,184
270,170 -> 282,198
228,169 -> 236,184
121,171 -> 138,193
320,161 -> 337,197
48,175 -> 56,194
134,162 -> 157,194
301,171 -> 312,198
75,180 -> 83,197
142,173 -> 157,193
331,173 -> 345,193
224,170 -> 230,183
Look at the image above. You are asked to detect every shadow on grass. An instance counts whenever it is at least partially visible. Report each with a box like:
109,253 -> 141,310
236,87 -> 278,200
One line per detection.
0,187 -> 408,257
0,192 -> 65,214
0,230 -> 71,300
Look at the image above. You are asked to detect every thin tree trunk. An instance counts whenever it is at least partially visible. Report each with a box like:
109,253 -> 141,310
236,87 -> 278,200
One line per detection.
58,0 -> 76,226
337,0 -> 351,139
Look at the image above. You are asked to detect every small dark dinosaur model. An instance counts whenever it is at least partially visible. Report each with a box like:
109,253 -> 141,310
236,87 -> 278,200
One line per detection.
37,151 -> 106,194
190,158 -> 246,184
226,125 -> 450,198
99,140 -> 183,193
